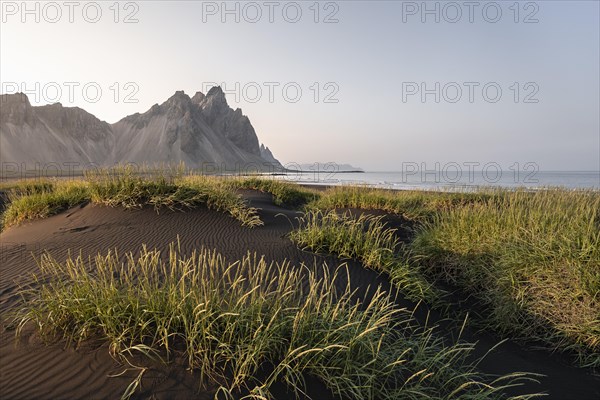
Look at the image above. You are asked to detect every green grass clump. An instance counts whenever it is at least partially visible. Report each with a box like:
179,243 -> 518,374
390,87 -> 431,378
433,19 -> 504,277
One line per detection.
230,177 -> 320,208
301,186 -> 600,368
87,168 -> 262,227
290,209 -> 438,303
410,189 -> 600,367
15,243 -> 537,400
311,186 -> 487,221
178,175 -> 263,226
2,180 -> 89,228
1,167 -> 262,228
0,178 -> 56,195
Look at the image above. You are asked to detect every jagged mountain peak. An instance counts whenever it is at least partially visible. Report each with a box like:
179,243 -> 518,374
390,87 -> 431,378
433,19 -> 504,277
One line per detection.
198,86 -> 228,111
34,102 -> 112,141
0,93 -> 34,125
0,92 -> 31,106
191,91 -> 206,104
40,101 -> 64,108
190,88 -> 260,156
168,90 -> 190,100
206,86 -> 226,99
164,91 -> 193,109
260,144 -> 282,167
0,92 -> 114,165
1,91 -> 283,171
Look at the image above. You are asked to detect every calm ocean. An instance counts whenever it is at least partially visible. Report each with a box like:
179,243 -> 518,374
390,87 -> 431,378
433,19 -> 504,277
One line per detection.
275,170 -> 600,191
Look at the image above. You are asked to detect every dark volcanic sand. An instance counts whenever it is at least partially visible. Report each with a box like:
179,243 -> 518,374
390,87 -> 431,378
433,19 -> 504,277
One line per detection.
0,190 -> 598,399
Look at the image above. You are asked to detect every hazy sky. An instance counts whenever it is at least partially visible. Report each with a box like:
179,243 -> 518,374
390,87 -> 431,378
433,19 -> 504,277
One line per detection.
1,0 -> 599,171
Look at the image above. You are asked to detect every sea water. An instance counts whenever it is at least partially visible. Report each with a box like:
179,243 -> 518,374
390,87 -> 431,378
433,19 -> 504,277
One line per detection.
275,170 -> 600,191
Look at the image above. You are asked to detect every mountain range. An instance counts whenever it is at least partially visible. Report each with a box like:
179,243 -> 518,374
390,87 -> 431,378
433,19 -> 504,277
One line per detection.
0,87 -> 283,172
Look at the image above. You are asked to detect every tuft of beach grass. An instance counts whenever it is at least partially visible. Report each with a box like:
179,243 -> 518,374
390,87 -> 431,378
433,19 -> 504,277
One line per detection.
15,242 -> 540,399
227,176 -> 320,208
1,166 -> 262,228
300,186 -> 600,368
290,209 -> 439,304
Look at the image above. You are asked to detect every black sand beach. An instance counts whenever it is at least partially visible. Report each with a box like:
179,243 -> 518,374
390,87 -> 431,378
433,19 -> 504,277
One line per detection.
0,189 -> 598,399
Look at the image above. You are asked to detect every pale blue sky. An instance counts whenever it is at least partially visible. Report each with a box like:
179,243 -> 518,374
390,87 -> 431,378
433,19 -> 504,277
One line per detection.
1,1 -> 598,170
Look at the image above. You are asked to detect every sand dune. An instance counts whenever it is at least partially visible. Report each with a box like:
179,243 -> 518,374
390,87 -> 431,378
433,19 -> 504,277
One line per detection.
0,191 -> 598,399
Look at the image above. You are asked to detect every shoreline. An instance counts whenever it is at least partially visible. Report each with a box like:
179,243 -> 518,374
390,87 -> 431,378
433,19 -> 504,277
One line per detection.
2,169 -> 598,191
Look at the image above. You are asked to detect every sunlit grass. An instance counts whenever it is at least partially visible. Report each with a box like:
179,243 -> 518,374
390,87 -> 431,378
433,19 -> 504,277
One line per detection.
88,167 -> 262,227
228,177 -> 320,208
0,178 -> 56,195
1,180 -> 89,228
309,186 -> 488,221
290,209 -> 438,303
3,171 -> 598,369
410,189 -> 600,367
1,166 -> 262,228
300,186 -> 599,368
15,243 -> 539,400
